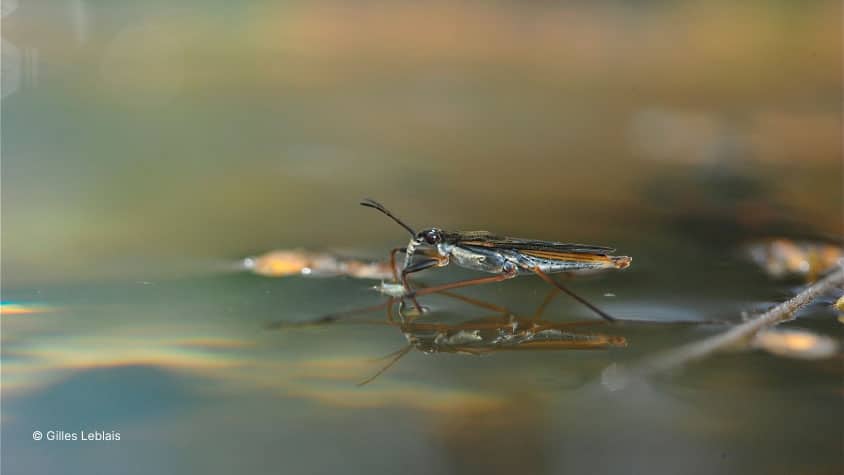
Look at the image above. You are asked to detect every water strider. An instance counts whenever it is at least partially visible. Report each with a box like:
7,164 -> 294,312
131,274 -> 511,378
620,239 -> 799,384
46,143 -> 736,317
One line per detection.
360,198 -> 632,321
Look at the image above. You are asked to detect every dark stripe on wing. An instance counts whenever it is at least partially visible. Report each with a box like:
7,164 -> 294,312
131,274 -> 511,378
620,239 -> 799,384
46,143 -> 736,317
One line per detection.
450,231 -> 615,254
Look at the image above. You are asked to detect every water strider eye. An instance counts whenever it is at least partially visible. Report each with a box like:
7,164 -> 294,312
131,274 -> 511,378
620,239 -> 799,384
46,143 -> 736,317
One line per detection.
420,229 -> 442,245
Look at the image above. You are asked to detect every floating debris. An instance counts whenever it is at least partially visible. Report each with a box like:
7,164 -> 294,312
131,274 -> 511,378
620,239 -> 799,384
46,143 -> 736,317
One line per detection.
372,282 -> 407,298
751,329 -> 838,360
745,238 -> 842,281
242,250 -> 393,280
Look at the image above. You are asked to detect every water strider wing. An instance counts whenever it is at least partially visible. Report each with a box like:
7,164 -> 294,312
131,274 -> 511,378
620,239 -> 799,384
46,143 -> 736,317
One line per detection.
450,231 -> 616,255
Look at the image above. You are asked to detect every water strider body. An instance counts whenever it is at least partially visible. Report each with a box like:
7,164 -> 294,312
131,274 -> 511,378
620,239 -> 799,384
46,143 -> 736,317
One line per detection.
361,199 -> 631,321
423,230 -> 631,277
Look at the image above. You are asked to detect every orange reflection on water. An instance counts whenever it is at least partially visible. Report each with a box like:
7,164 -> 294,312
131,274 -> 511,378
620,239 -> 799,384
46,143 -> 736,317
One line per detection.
745,239 -> 843,281
35,339 -> 252,371
170,338 -> 257,350
0,302 -> 54,316
4,308 -> 623,420
3,332 -> 258,396
5,325 -> 503,417
243,249 -> 393,279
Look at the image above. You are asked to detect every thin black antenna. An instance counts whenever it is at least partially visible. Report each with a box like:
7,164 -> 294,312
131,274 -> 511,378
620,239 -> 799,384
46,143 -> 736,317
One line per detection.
360,198 -> 416,237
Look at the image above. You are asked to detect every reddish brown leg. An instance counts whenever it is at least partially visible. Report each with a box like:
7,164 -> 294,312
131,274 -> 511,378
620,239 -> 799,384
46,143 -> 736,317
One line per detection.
271,276 -> 512,329
527,266 -> 616,322
265,299 -> 396,330
357,344 -> 413,386
408,272 -> 515,298
401,258 -> 441,312
531,288 -> 562,320
389,247 -> 405,282
396,269 -> 517,318
385,297 -> 398,323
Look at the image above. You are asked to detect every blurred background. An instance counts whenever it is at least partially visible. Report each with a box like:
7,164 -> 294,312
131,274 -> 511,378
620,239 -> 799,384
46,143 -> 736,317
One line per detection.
2,1 -> 842,474
3,0 -> 841,285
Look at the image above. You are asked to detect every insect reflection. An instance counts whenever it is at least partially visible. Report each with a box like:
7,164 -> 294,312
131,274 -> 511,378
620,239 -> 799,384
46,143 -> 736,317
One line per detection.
269,288 -> 627,386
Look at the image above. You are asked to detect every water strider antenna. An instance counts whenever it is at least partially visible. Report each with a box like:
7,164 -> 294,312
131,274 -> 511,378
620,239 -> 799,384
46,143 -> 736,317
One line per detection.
360,199 -> 417,237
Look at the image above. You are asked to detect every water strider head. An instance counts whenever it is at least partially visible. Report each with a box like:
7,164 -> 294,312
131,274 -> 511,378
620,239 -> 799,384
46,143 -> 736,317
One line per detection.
361,199 -> 455,272
416,227 -> 444,246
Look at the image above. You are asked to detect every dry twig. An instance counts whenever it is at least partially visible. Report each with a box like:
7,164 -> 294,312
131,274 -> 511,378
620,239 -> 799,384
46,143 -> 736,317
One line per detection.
604,264 -> 844,388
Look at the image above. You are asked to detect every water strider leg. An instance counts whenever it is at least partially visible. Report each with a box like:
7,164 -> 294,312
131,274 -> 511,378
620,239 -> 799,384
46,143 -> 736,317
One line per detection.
389,247 -> 406,282
357,344 -> 413,386
269,276 -> 513,329
406,269 -> 518,299
401,258 -> 441,312
399,276 -> 522,321
525,265 -> 617,322
265,300 -> 396,329
531,288 -> 562,320
386,296 -> 397,323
